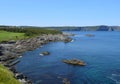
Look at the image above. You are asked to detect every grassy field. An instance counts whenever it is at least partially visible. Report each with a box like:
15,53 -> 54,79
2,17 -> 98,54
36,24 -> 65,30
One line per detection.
0,28 -> 62,42
0,30 -> 25,42
0,64 -> 20,84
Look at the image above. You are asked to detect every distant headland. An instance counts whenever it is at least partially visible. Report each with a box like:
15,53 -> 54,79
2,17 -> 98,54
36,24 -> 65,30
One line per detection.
0,25 -> 120,31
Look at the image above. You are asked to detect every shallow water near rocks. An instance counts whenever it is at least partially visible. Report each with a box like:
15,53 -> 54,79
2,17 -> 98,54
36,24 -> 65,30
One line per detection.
16,31 -> 120,84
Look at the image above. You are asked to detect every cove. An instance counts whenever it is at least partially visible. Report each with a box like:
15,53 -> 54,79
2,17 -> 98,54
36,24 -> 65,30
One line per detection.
16,31 -> 120,84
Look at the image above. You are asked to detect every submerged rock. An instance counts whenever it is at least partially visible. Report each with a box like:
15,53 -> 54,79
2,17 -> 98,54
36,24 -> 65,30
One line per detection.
40,51 -> 50,56
62,78 -> 71,84
62,59 -> 86,66
85,34 -> 95,37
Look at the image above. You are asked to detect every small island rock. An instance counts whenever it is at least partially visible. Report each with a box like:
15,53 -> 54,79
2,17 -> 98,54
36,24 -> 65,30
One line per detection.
40,51 -> 50,56
62,59 -> 86,66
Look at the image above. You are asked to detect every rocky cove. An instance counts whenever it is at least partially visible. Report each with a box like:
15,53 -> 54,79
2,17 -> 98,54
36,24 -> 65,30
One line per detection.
0,33 -> 73,84
5,31 -> 120,84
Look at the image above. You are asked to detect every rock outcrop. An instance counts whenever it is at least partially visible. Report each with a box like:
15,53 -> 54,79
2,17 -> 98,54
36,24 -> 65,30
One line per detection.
0,33 -> 72,84
62,59 -> 86,66
0,34 -> 71,64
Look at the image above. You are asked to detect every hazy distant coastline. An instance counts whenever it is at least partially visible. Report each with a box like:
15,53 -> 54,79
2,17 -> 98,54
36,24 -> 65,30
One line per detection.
1,25 -> 120,31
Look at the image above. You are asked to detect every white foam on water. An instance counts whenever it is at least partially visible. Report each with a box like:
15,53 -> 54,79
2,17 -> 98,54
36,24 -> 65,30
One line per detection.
107,74 -> 120,84
71,40 -> 74,42
40,54 -> 44,56
112,74 -> 120,76
19,56 -> 22,58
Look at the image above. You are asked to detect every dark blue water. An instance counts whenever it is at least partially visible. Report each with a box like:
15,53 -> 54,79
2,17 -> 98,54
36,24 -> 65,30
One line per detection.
16,31 -> 120,84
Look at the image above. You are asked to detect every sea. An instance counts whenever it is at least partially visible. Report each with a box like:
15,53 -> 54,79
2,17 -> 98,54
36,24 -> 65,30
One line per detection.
16,31 -> 120,84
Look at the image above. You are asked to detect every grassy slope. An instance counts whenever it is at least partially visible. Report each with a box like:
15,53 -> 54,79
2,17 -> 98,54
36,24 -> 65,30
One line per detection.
0,64 -> 20,84
0,31 -> 25,42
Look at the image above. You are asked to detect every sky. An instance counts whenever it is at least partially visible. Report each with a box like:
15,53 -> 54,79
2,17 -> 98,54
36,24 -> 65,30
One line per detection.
0,0 -> 120,26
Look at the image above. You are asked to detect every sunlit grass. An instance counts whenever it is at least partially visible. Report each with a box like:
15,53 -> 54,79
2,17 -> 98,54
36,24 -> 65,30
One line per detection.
0,30 -> 26,42
0,64 -> 20,84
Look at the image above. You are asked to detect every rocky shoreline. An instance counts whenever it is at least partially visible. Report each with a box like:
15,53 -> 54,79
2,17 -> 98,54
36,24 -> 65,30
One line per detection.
0,33 -> 73,84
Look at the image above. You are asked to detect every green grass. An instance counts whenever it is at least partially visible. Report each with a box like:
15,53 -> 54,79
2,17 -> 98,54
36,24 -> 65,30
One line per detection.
0,29 -> 62,42
0,30 -> 26,42
0,64 -> 20,84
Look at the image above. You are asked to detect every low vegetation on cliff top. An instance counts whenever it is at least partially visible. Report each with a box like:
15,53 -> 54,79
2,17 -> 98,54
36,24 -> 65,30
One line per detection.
0,64 -> 20,84
0,26 -> 62,42
0,30 -> 25,42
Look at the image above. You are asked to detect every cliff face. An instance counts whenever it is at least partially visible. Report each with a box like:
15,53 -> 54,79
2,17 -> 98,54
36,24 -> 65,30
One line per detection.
111,26 -> 120,31
97,26 -> 112,31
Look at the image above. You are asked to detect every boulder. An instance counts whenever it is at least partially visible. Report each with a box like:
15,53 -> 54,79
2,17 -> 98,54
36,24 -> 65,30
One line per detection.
62,59 -> 86,66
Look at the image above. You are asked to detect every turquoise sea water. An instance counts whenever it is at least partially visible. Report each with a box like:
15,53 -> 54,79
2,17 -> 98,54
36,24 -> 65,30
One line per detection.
16,31 -> 120,84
